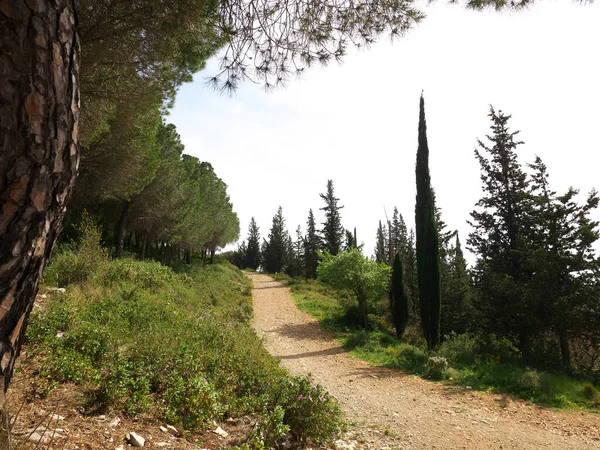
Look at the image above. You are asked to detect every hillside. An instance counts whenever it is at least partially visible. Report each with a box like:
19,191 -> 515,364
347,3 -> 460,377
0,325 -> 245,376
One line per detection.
7,247 -> 342,449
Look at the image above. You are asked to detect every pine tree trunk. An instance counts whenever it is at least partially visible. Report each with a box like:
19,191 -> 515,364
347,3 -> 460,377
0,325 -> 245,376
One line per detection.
0,0 -> 80,411
559,329 -> 571,371
141,233 -> 148,260
114,200 -> 129,257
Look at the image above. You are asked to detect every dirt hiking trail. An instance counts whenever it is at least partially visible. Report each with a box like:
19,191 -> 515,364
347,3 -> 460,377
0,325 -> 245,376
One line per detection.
248,273 -> 600,450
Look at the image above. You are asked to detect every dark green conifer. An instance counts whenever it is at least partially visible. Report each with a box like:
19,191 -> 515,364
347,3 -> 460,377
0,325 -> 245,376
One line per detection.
319,180 -> 344,255
375,220 -> 387,264
468,107 -> 532,353
263,207 -> 289,273
441,234 -> 473,336
390,252 -> 409,339
415,94 -> 441,350
245,217 -> 261,270
304,209 -> 320,278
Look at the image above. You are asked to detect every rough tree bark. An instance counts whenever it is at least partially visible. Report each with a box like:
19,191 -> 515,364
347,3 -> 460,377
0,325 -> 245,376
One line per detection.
0,0 -> 80,413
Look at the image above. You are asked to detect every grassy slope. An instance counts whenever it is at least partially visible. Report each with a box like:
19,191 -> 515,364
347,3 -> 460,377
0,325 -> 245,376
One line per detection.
25,254 -> 343,447
272,274 -> 600,411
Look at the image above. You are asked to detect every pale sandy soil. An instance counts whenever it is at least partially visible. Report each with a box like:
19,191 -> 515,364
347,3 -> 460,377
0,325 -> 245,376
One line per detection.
248,272 -> 600,450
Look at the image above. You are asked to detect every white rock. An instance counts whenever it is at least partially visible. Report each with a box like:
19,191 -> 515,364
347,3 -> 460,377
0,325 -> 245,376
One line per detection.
334,439 -> 356,450
26,432 -> 49,445
19,427 -> 66,445
56,331 -> 64,339
155,443 -> 170,447
51,413 -> 65,421
159,426 -> 168,433
48,287 -> 66,294
128,432 -> 145,447
166,425 -> 179,437
109,417 -> 121,427
213,426 -> 228,438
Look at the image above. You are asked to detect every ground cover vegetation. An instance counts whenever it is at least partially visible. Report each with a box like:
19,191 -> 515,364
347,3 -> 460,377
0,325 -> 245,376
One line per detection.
230,97 -> 600,409
25,221 -> 343,447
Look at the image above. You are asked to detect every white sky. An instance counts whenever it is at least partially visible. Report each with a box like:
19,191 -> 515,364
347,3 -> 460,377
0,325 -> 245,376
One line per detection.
169,1 -> 600,262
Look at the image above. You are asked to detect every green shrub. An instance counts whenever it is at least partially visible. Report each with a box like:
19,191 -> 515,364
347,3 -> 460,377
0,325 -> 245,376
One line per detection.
582,383 -> 598,401
40,347 -> 98,384
343,330 -> 371,350
479,334 -> 522,365
42,250 -> 79,287
98,355 -> 153,415
425,356 -> 449,380
437,333 -> 479,366
102,258 -> 179,289
402,324 -> 427,348
516,368 -> 543,397
268,376 -> 343,444
368,314 -> 393,334
43,213 -> 108,286
162,371 -> 225,429
387,343 -> 428,374
251,405 -> 290,448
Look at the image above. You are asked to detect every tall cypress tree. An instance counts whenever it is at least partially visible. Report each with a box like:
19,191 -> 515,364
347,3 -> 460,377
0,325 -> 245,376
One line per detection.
245,217 -> 261,270
415,94 -> 441,350
390,252 -> 409,339
319,180 -> 344,255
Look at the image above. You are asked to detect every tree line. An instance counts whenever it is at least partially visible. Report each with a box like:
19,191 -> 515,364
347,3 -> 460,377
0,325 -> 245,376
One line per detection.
230,96 -> 600,375
65,120 -> 240,265
227,179 -> 356,277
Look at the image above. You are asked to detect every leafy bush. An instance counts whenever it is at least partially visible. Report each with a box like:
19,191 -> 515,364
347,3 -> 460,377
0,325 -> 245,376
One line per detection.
317,249 -> 389,329
43,213 -> 108,287
386,343 -> 429,374
426,356 -> 449,380
582,383 -> 599,401
437,333 -> 521,367
102,258 -> 179,289
343,330 -> 372,350
97,355 -> 153,415
268,376 -> 343,444
162,371 -> 225,429
479,334 -> 522,365
437,333 -> 479,366
251,405 -> 290,448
